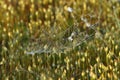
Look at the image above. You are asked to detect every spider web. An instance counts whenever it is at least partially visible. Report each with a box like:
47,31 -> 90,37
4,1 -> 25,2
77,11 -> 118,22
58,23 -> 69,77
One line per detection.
25,14 -> 100,55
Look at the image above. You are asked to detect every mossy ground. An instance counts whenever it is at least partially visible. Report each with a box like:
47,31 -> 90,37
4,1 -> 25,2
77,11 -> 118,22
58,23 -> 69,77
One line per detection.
0,0 -> 120,80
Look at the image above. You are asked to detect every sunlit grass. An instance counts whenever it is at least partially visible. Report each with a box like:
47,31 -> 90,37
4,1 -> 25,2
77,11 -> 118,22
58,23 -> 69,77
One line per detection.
0,0 -> 120,79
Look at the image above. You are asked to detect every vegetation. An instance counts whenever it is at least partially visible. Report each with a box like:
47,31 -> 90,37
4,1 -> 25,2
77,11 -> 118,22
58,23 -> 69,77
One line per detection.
0,0 -> 120,79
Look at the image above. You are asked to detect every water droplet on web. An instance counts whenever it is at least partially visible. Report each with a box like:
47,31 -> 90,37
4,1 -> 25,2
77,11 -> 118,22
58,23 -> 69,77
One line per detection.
67,7 -> 73,12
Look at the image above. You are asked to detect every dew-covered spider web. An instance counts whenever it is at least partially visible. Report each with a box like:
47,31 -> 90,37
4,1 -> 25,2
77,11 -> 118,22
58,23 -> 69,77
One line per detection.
25,14 -> 101,55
